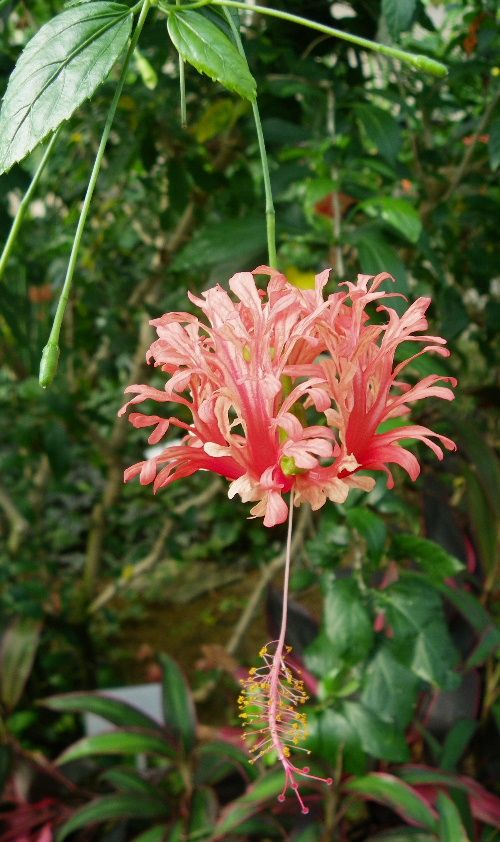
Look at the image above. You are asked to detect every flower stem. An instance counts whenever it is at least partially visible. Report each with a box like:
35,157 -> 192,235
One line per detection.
38,0 -> 152,388
222,8 -> 277,268
212,0 -> 447,77
0,127 -> 61,281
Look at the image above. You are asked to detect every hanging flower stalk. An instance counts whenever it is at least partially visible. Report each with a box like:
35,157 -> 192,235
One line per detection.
120,267 -> 456,808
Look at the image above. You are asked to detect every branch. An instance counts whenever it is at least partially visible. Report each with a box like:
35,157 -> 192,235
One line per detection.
443,89 -> 500,202
0,483 -> 29,554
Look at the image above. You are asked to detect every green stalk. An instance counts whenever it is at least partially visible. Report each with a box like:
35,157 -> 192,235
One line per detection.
222,8 -> 277,268
176,0 -> 187,126
211,0 -> 447,77
39,0 -> 152,388
0,128 -> 61,281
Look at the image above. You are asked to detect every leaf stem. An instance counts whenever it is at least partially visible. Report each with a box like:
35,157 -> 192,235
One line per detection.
211,1 -> 447,77
0,128 -> 61,281
222,8 -> 277,268
39,0 -> 152,388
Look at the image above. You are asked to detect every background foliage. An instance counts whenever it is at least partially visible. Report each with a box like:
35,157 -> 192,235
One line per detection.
0,0 -> 498,840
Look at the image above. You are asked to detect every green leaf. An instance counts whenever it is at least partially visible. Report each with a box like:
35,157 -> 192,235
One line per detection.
489,116 -> 500,171
440,585 -> 492,632
0,745 -> 12,792
392,535 -> 464,583
350,227 -> 409,300
172,216 -> 266,274
380,576 -> 459,689
343,702 -> 410,763
346,507 -> 387,563
43,691 -> 162,731
0,617 -> 42,711
324,578 -> 374,665
307,707 -> 365,774
360,198 -> 422,244
57,728 -> 175,764
56,795 -> 169,842
212,771 -> 285,839
188,787 -> 217,835
132,827 -> 168,842
361,645 -> 420,729
363,831 -> 435,841
437,792 -> 470,842
465,626 -> 500,669
440,720 -> 478,772
195,740 -> 254,786
345,773 -> 437,831
159,653 -> 196,753
0,2 -> 133,174
167,10 -> 256,101
382,0 -> 416,39
101,767 -> 161,797
355,104 -> 403,164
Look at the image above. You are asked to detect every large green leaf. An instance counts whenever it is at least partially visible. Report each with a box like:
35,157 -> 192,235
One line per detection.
437,792 -> 470,842
343,702 -> 410,763
0,2 -> 133,174
361,645 -> 420,729
324,578 -> 374,665
307,707 -> 365,774
159,653 -> 196,753
43,691 -> 162,731
360,198 -> 422,244
0,617 -> 42,711
392,535 -> 464,583
382,0 -> 417,38
355,103 -> 402,164
167,10 -> 256,101
57,728 -> 175,764
56,795 -> 169,842
379,575 -> 459,689
345,773 -> 437,831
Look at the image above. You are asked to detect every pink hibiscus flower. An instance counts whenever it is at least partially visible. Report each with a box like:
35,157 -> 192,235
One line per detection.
120,268 -> 456,524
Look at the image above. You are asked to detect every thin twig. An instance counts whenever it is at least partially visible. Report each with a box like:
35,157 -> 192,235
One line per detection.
0,483 -> 29,554
88,477 -> 222,613
443,90 -> 500,202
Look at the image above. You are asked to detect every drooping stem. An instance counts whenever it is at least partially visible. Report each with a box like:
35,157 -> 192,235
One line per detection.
222,8 -> 277,268
39,0 -> 152,388
0,127 -> 61,280
212,0 -> 447,77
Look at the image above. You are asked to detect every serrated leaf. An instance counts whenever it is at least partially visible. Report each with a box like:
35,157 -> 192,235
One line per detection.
437,792 -> 470,842
324,578 -> 374,664
345,773 -> 437,830
380,576 -> 459,689
56,795 -> 169,842
159,653 -> 196,753
360,198 -> 422,243
57,728 -> 175,764
0,617 -> 42,711
43,691 -> 162,731
343,702 -> 410,763
361,646 -> 420,729
392,535 -> 464,583
167,10 -> 256,102
0,2 -> 133,173
355,103 -> 402,164
382,0 -> 416,39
